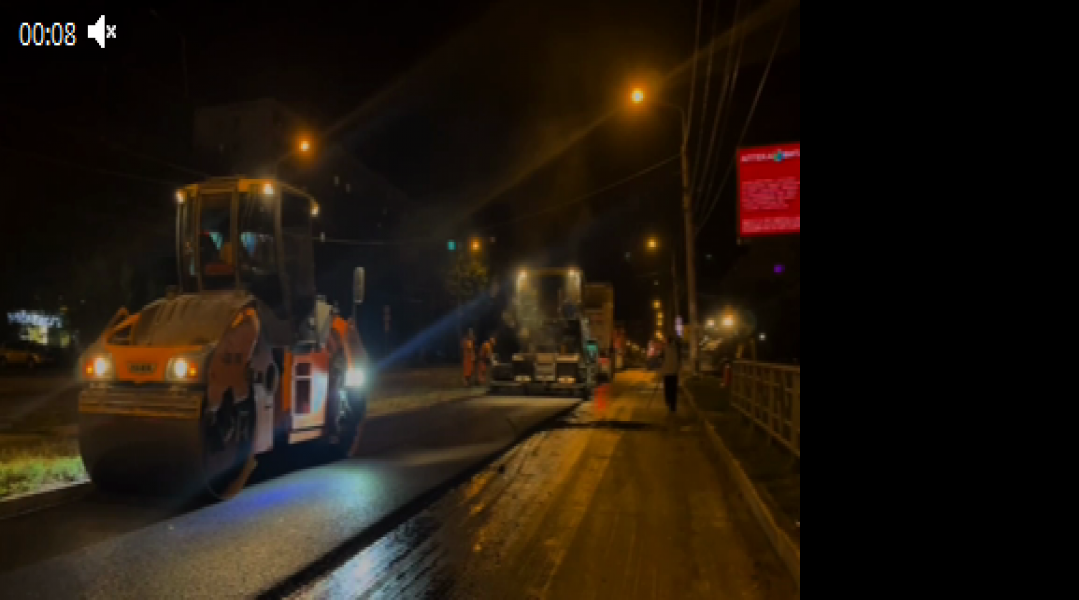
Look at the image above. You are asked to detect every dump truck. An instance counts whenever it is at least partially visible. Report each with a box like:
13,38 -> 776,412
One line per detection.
583,283 -> 614,383
489,268 -> 597,399
77,177 -> 370,500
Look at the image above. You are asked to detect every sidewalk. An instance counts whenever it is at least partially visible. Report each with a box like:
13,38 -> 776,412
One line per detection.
529,377 -> 798,598
685,374 -> 801,546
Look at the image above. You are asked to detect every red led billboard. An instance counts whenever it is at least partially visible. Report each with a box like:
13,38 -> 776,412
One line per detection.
737,142 -> 800,237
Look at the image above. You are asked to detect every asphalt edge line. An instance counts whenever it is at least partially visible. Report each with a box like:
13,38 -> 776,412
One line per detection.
0,481 -> 92,521
681,381 -> 801,591
258,398 -> 581,599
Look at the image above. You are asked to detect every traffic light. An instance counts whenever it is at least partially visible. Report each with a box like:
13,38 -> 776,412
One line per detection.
448,240 -> 456,251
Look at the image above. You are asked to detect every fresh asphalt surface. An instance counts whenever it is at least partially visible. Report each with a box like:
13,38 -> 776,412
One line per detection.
0,371 -> 797,599
0,395 -> 579,599
289,370 -> 797,599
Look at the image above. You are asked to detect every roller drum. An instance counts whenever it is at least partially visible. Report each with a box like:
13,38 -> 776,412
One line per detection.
78,386 -> 253,499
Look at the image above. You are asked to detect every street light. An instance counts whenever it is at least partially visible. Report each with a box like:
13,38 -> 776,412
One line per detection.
299,139 -> 311,152
629,86 -> 700,374
722,315 -> 734,328
645,236 -> 679,335
470,239 -> 481,252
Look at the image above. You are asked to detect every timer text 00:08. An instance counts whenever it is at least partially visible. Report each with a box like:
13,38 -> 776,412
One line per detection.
20,23 -> 78,46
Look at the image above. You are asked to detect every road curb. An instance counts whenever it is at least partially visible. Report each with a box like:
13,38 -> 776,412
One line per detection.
0,481 -> 92,521
682,381 -> 801,591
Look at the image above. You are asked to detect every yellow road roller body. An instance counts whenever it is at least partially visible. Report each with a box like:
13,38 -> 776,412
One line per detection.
78,177 -> 370,499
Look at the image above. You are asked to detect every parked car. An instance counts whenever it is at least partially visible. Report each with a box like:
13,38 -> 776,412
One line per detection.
0,340 -> 54,369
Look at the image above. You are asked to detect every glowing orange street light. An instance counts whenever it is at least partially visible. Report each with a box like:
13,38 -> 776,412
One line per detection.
299,139 -> 311,152
631,88 -> 645,103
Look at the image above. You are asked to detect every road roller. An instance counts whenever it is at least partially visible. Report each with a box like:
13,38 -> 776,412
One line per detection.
78,177 -> 370,499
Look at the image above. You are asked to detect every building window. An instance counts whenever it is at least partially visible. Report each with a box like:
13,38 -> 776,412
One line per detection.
334,175 -> 340,186
345,183 -> 351,193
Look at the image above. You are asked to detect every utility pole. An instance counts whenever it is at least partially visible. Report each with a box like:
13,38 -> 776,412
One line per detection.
677,110 -> 700,374
630,89 -> 700,372
670,251 -> 680,331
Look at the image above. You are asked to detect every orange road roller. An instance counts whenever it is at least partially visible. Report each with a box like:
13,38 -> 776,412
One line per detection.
78,177 -> 370,499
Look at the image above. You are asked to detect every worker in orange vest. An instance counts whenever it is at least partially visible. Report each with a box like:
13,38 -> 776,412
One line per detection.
462,329 -> 476,386
478,336 -> 494,384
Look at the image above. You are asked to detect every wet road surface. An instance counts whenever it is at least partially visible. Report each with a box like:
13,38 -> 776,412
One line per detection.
286,371 -> 798,599
0,396 -> 578,599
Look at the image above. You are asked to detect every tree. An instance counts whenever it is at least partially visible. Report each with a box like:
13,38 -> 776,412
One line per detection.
445,252 -> 489,340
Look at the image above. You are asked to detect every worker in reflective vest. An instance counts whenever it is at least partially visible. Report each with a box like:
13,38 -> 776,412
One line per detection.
462,330 -> 476,386
478,337 -> 493,384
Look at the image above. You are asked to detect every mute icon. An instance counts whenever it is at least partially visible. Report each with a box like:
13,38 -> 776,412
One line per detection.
87,15 -> 116,48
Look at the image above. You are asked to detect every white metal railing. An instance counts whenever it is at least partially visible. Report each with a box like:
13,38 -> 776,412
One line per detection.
730,361 -> 800,458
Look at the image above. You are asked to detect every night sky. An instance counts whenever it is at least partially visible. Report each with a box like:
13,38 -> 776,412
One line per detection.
2,0 -> 799,347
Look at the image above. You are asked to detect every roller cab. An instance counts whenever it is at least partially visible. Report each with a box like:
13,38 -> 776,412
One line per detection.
78,177 -> 370,499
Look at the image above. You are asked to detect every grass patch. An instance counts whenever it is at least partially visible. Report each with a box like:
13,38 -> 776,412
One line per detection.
0,437 -> 86,499
686,375 -> 801,546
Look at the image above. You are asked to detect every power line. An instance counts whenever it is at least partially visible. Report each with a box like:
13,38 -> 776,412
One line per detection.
0,145 -> 183,187
480,153 -> 681,231
689,0 -> 724,197
0,104 -> 211,180
695,0 -> 748,220
319,153 -> 681,246
685,0 -> 706,145
697,13 -> 789,234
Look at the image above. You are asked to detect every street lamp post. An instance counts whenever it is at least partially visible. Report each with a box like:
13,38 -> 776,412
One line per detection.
270,138 -> 314,177
644,238 -> 680,342
632,89 -> 700,373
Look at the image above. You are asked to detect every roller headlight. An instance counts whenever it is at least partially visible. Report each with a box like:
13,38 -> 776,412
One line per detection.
83,354 -> 114,380
345,367 -> 366,388
166,355 -> 203,382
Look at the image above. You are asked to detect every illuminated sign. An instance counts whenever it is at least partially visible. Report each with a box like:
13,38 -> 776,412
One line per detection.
737,142 -> 800,237
7,311 -> 63,329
